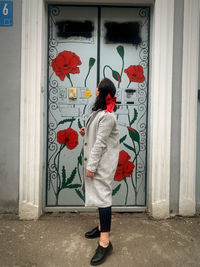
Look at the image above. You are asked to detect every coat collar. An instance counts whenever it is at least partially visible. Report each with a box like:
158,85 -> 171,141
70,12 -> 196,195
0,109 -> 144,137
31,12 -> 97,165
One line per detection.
85,109 -> 101,128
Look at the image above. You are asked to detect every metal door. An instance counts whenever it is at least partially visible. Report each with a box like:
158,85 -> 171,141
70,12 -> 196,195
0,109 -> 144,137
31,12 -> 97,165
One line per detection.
46,5 -> 150,208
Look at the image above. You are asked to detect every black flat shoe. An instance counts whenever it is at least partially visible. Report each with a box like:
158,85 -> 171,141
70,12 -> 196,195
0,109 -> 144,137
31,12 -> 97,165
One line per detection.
90,242 -> 113,266
85,226 -> 100,239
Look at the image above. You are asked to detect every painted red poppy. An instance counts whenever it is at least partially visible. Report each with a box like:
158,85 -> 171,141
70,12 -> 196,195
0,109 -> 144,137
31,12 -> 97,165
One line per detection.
51,51 -> 82,81
114,150 -> 135,182
124,65 -> 145,83
57,128 -> 78,150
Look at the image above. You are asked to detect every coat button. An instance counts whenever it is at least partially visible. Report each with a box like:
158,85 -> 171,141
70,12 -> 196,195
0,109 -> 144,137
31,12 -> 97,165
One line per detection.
84,143 -> 87,146
84,158 -> 87,161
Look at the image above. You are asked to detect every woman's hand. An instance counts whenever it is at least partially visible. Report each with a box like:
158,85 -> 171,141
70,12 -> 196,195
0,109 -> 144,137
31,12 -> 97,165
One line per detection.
86,170 -> 95,178
79,127 -> 85,136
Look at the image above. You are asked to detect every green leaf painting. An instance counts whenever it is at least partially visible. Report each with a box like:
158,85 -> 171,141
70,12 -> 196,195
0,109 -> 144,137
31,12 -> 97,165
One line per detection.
120,135 -> 127,144
66,168 -> 77,185
58,118 -> 76,126
89,57 -> 96,69
75,189 -> 85,202
123,143 -> 136,153
112,184 -> 121,196
127,127 -> 140,143
78,154 -> 82,166
67,184 -> 81,189
61,166 -> 67,187
84,57 -> 96,87
112,70 -> 121,82
116,45 -> 124,59
116,45 -> 124,87
130,109 -> 138,126
103,65 -> 121,83
78,118 -> 83,129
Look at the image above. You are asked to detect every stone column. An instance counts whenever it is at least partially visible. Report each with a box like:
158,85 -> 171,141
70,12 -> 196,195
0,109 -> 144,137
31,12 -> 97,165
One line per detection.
19,0 -> 45,219
148,0 -> 174,218
179,0 -> 200,216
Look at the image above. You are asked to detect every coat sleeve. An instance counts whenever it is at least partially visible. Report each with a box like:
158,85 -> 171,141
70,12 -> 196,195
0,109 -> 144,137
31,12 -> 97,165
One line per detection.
86,113 -> 115,173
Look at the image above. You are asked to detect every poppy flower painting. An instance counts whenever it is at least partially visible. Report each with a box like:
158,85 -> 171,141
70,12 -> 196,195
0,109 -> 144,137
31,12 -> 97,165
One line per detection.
57,128 -> 78,150
114,150 -> 135,182
51,50 -> 82,81
124,65 -> 145,83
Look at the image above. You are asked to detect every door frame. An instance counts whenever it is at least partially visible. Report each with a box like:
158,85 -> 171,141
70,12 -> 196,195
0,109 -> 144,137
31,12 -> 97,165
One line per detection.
45,4 -> 150,211
19,0 -> 200,219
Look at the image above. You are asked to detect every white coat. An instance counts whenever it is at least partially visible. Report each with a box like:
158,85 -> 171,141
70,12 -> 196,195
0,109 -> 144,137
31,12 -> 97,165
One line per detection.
83,109 -> 120,208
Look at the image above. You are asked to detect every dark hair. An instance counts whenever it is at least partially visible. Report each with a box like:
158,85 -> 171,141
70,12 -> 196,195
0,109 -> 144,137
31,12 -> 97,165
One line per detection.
92,78 -> 117,112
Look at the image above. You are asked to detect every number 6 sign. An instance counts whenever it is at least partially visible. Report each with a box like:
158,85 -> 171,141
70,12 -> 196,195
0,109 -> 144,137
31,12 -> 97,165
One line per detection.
0,1 -> 13,26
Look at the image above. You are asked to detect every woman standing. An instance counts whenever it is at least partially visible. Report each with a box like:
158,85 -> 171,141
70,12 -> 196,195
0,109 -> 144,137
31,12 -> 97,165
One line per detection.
79,78 -> 120,266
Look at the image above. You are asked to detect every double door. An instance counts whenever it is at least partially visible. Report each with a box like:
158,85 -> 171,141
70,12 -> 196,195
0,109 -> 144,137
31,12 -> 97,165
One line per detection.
46,5 -> 150,208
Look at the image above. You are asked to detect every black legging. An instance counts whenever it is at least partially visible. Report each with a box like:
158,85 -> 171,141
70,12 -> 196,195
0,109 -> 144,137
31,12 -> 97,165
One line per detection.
98,206 -> 112,232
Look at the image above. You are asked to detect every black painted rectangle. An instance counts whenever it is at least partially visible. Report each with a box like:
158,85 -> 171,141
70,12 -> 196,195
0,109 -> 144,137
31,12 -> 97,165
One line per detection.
104,21 -> 141,45
56,20 -> 94,39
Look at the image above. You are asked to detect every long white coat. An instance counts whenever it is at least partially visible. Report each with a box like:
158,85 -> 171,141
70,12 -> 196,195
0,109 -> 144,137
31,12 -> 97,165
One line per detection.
83,109 -> 120,208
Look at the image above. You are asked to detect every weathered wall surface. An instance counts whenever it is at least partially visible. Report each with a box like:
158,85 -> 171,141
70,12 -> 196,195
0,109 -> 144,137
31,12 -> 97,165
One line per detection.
196,18 -> 200,214
170,0 -> 184,215
0,0 -> 22,213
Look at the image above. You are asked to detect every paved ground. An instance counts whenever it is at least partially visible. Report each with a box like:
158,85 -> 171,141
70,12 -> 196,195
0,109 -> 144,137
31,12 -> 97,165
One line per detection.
0,212 -> 200,267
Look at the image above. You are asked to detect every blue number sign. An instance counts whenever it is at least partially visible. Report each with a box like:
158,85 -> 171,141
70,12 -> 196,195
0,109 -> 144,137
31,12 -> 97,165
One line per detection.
0,1 -> 13,26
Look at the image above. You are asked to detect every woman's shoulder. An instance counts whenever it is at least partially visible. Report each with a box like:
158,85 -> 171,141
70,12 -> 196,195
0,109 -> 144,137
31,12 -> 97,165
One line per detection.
98,110 -> 117,122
